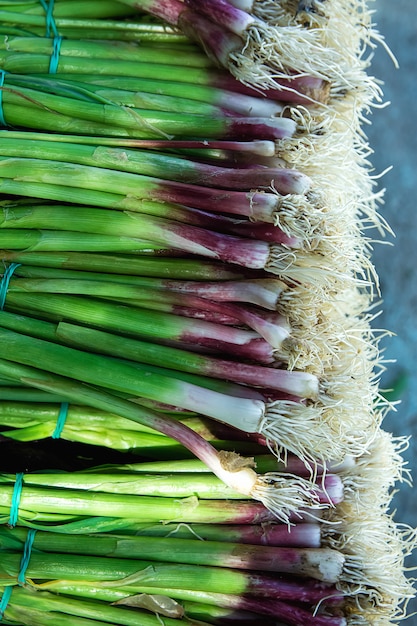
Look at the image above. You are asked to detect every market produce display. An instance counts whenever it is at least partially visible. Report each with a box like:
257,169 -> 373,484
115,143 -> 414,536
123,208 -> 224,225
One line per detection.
0,1 -> 415,625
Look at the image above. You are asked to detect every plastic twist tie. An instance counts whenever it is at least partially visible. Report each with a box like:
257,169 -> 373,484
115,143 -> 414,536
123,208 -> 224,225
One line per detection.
18,529 -> 37,585
49,35 -> 63,74
39,0 -> 59,37
9,473 -> 24,528
0,586 -> 13,621
0,70 -> 7,127
52,402 -> 69,439
0,263 -> 21,310
39,0 -> 62,73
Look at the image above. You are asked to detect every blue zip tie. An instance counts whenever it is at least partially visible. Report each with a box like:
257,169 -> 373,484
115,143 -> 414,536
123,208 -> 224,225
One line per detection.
9,473 -> 24,529
17,529 -> 37,585
0,586 -> 13,621
49,36 -> 63,74
0,263 -> 21,311
52,402 -> 69,439
0,70 -> 7,127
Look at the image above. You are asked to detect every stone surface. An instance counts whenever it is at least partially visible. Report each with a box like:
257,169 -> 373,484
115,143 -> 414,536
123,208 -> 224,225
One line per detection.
367,0 -> 417,616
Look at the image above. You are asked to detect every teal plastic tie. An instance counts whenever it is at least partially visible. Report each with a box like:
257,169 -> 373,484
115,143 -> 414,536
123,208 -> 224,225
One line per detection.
9,473 -> 24,528
52,402 -> 69,439
49,36 -> 62,74
39,0 -> 62,73
0,70 -> 7,127
0,586 -> 13,621
17,529 -> 37,585
40,0 -> 59,37
0,263 -> 21,310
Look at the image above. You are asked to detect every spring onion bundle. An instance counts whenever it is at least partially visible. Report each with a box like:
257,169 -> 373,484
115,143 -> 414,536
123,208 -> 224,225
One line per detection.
0,1 -> 415,625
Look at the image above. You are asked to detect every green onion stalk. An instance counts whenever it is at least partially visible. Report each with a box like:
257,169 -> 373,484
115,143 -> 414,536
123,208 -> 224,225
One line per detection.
2,293 -> 278,364
0,36 -> 215,68
0,81 -> 297,140
0,585 -> 211,626
0,584 -> 347,626
0,1 -> 137,20
46,70 -> 331,107
0,251 -> 248,279
0,526 -> 347,594
0,465 -> 342,506
0,400 -> 270,459
3,273 -> 293,351
0,16 -> 189,44
80,517 -> 324,547
0,230 -> 172,254
0,174 -> 287,224
0,354 -> 340,522
0,304 -> 314,392
0,129 -> 279,162
4,263 -> 287,310
0,132 -> 305,193
11,73 -> 286,119
0,153 -> 308,226
0,71 -> 287,126
0,201 -> 301,248
0,205 -> 289,277
0,313 -> 275,401
0,133 -> 278,164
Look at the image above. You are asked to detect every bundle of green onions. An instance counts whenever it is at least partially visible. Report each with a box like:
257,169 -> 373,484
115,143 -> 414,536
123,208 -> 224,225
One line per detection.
0,1 -> 415,625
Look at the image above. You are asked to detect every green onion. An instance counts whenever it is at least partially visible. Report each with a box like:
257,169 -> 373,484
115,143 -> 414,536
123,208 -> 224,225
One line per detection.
0,400 -> 265,459
0,251 -> 244,280
0,133 -> 306,192
0,1 -> 136,20
0,36 -> 214,67
0,160 -> 289,223
0,525 -> 334,577
0,81 -> 297,140
4,293 -> 277,363
4,270 -> 291,349
0,527 -> 346,585
0,584 -> 206,626
2,465 -> 341,506
0,229 -> 169,254
0,129 -> 278,159
0,355 -> 336,521
10,264 -> 285,309
3,72 -> 286,122
0,201 -> 300,248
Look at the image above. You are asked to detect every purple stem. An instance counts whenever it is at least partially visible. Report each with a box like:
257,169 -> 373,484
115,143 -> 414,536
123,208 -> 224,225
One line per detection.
236,597 -> 345,625
184,0 -> 256,36
214,74 -> 330,105
178,7 -> 245,67
241,522 -> 322,547
125,290 -> 291,348
153,185 -> 281,222
108,139 -> 277,157
151,206 -> 300,246
164,306 -> 243,325
163,279 -> 285,310
160,162 -> 311,194
140,215 -> 274,270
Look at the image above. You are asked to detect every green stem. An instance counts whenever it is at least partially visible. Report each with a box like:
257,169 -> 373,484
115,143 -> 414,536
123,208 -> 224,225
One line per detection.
0,328 -> 268,427
0,36 -> 212,67
0,229 -> 167,253
0,251 -> 243,279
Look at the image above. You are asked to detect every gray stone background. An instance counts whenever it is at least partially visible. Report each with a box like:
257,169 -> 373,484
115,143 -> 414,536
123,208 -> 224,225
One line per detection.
367,0 -> 417,617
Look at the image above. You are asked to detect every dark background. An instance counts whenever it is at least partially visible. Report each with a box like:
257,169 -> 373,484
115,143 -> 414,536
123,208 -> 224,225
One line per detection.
367,0 -> 417,618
